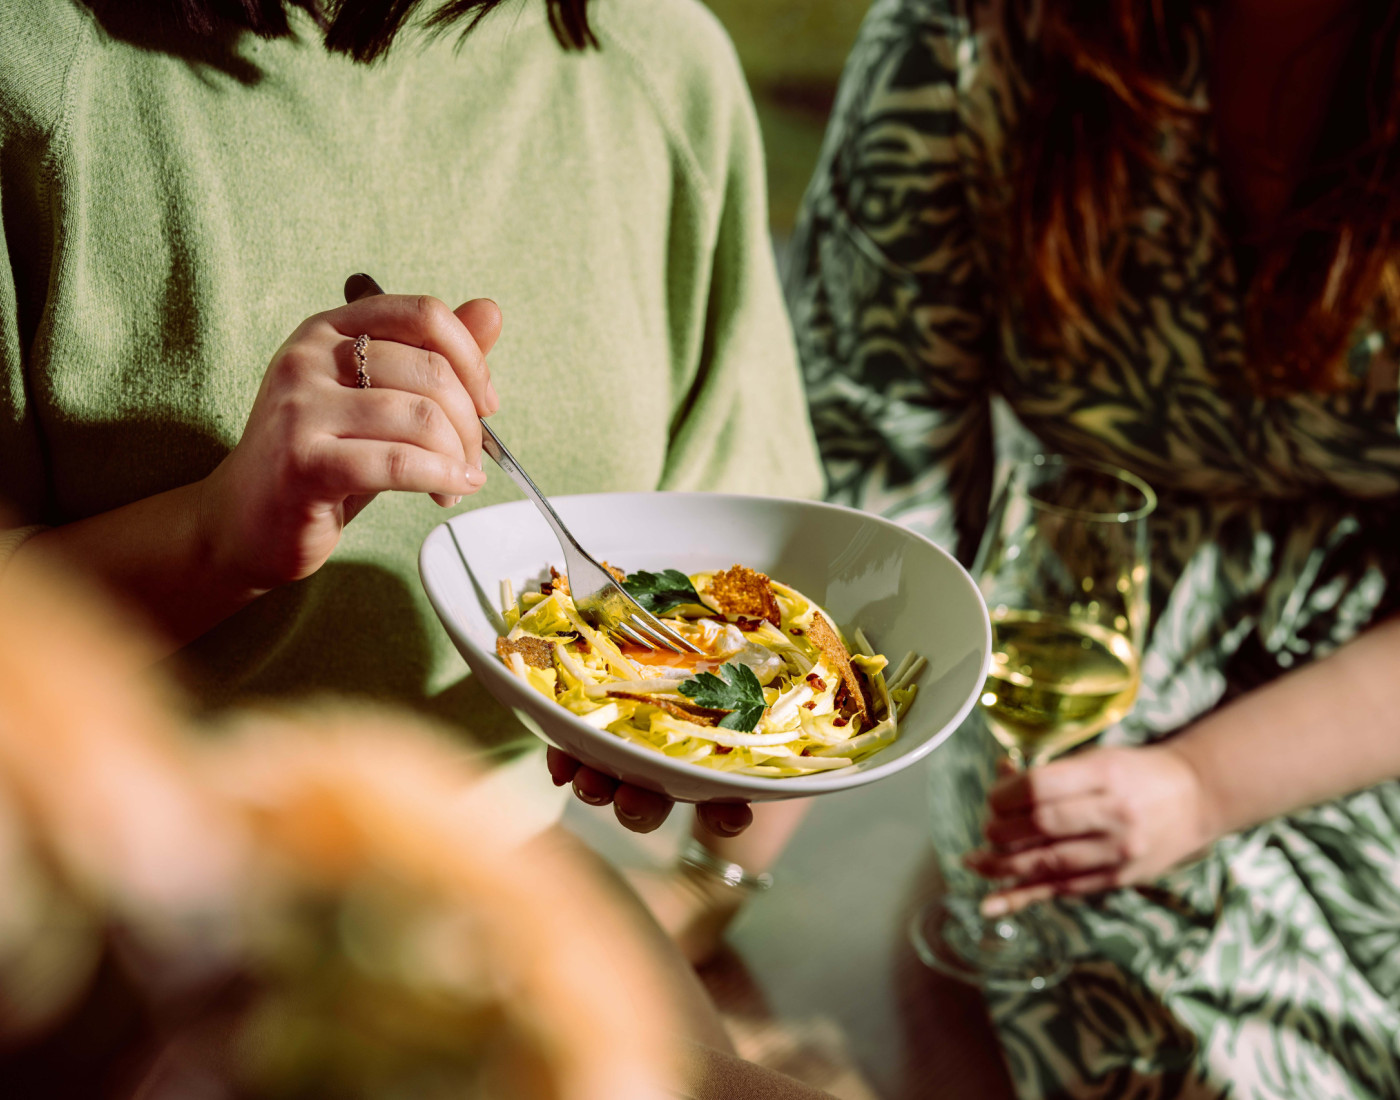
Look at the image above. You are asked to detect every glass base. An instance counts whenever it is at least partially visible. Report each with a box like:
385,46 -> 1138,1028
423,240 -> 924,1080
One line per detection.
910,895 -> 1069,992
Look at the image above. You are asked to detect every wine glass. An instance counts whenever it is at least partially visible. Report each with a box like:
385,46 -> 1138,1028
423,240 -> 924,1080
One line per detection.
911,453 -> 1155,990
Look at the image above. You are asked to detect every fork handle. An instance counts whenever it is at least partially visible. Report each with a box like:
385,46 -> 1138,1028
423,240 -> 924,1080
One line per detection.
477,422 -> 591,560
343,273 -> 588,562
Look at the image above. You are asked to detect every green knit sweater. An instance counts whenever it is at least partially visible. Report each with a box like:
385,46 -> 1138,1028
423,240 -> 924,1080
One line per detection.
0,0 -> 823,754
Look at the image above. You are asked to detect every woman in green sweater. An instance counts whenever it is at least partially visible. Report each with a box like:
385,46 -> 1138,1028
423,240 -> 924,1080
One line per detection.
0,0 -> 821,835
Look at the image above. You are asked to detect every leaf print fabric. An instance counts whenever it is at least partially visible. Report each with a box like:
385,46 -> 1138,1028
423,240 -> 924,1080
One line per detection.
788,1 -> 1400,1097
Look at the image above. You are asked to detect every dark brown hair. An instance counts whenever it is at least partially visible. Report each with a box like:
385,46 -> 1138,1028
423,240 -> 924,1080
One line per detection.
1005,0 -> 1400,392
157,0 -> 595,61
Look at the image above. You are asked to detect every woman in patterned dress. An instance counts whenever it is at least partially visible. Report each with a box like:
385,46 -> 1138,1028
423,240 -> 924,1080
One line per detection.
789,1 -> 1400,1096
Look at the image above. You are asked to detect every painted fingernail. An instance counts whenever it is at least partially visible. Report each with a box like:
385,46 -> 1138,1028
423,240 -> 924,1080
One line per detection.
448,495 -> 462,507
616,805 -> 645,823
982,897 -> 1009,917
464,467 -> 487,487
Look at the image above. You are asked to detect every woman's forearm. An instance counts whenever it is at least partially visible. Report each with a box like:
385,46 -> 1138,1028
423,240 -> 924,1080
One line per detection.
13,479 -> 262,658
1165,614 -> 1400,842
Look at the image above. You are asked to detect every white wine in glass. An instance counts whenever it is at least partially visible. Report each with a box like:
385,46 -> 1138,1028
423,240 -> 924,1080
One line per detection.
981,609 -> 1141,767
912,453 -> 1155,990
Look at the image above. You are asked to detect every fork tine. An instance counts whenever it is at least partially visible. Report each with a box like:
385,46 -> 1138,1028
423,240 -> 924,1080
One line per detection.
629,613 -> 702,654
612,621 -> 654,649
626,615 -> 687,653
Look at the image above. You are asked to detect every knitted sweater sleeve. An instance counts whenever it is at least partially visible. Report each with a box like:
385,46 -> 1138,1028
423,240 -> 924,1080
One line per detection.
596,0 -> 825,502
0,0 -> 95,564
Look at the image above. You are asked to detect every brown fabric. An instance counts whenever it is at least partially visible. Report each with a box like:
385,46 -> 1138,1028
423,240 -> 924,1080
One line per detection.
676,1041 -> 838,1100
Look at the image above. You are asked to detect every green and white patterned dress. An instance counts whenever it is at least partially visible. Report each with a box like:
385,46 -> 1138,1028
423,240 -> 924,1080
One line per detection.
786,1 -> 1400,1096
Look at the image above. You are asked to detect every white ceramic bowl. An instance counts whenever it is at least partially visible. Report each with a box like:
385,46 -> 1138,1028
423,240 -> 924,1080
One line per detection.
419,492 -> 990,804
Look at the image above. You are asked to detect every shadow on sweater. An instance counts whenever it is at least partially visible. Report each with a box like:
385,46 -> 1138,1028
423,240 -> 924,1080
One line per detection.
172,560 -> 530,749
80,1 -> 268,84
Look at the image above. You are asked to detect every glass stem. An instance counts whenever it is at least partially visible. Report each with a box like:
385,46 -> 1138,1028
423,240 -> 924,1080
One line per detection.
969,747 -> 1029,944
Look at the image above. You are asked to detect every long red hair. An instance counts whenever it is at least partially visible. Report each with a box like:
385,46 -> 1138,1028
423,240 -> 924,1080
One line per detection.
1005,0 -> 1400,393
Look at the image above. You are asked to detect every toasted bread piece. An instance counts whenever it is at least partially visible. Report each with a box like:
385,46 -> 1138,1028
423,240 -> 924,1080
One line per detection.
497,634 -> 554,670
606,692 -> 726,727
541,562 -> 625,596
708,565 -> 781,627
805,612 -> 873,728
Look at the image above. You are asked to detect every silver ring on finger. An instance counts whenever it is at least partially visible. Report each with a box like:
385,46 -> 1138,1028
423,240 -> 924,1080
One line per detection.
352,334 -> 372,389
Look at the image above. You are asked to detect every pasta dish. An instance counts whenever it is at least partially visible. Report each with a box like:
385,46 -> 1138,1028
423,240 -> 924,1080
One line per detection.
496,564 -> 923,777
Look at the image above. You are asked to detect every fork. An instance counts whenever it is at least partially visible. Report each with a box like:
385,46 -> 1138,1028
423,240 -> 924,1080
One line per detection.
345,274 -> 700,654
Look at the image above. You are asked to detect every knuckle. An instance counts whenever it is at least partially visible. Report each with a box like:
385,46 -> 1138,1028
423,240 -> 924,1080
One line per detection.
290,441 -> 332,491
414,294 -> 452,333
281,390 -> 320,432
419,349 -> 454,393
273,345 -> 318,384
409,395 -> 440,435
1032,848 -> 1064,878
384,444 -> 416,484
1029,803 -> 1058,834
1100,750 -> 1128,786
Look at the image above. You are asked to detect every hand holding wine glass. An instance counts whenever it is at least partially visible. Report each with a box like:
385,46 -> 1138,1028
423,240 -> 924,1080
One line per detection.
967,742 -> 1213,915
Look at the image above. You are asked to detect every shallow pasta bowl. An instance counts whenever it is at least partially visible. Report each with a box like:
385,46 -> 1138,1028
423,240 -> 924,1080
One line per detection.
419,492 -> 990,803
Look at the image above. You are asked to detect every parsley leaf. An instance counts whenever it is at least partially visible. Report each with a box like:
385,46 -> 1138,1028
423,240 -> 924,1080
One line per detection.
678,663 -> 768,732
622,569 -> 703,616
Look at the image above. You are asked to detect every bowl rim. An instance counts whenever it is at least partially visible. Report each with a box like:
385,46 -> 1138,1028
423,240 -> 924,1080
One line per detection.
419,491 -> 991,798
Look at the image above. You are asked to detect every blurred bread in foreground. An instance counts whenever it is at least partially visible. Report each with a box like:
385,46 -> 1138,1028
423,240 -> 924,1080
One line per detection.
0,549 -> 676,1098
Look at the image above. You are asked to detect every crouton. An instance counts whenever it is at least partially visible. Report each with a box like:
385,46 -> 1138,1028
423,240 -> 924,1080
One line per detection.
708,565 -> 781,627
541,562 -> 625,596
805,612 -> 873,728
496,634 -> 554,670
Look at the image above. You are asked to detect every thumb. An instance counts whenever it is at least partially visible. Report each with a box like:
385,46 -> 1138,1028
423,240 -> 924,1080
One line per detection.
456,297 -> 503,356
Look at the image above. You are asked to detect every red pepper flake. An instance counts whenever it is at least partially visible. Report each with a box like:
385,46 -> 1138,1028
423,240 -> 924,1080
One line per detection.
833,716 -> 850,728
805,673 -> 827,691
735,618 -> 764,632
801,747 -> 811,756
714,745 -> 733,755
790,627 -> 804,636
577,639 -> 590,653
802,701 -> 817,710
540,583 -> 553,595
